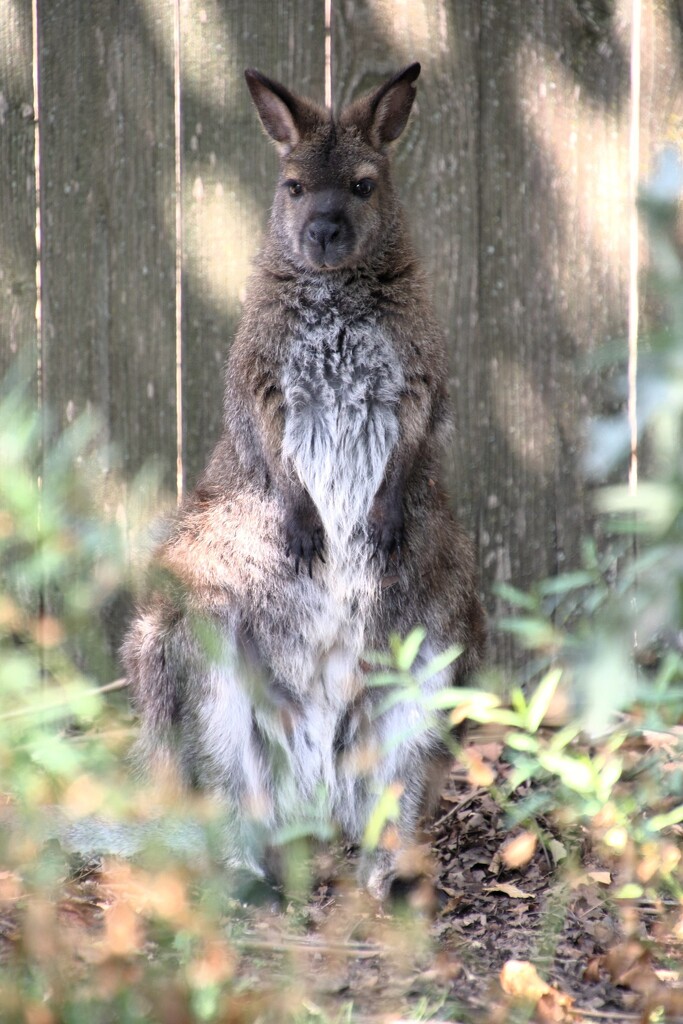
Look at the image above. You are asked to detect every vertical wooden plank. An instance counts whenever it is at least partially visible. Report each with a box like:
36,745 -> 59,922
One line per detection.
38,0 -> 177,489
332,0 -> 507,651
475,0 -> 633,623
179,0 -> 326,490
639,1 -> 683,179
0,0 -> 37,381
332,1 -> 654,666
331,1 -> 481,533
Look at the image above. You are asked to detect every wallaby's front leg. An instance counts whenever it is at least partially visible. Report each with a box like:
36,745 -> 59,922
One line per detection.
227,346 -> 325,573
284,483 -> 326,576
369,465 -> 405,563
368,371 -> 445,563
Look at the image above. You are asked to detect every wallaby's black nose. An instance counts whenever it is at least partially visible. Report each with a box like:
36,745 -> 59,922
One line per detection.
306,217 -> 341,252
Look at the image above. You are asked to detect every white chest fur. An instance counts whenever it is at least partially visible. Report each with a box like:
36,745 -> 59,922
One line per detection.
281,320 -> 404,547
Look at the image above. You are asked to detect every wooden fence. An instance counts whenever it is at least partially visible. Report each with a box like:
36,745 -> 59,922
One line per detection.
1,0 -> 682,657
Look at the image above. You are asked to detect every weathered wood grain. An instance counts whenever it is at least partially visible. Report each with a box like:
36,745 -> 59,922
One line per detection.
332,1 -> 648,658
0,0 -> 37,382
37,0 -> 177,489
179,0 -> 325,490
9,0 -> 680,676
475,0 -> 635,627
331,0 -> 481,532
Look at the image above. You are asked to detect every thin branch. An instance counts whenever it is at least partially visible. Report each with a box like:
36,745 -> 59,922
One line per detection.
0,677 -> 128,724
233,935 -> 382,960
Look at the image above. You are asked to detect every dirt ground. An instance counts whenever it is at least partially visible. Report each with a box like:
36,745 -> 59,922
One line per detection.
2,739 -> 681,1023
265,754 -> 681,1022
220,741 -> 683,1022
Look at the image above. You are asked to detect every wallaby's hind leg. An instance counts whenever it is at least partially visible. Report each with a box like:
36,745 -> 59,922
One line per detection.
123,607 -> 287,877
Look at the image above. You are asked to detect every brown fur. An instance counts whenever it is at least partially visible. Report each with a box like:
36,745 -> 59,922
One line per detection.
122,64 -> 486,896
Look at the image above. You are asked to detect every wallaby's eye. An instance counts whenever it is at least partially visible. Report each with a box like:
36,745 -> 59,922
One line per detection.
286,180 -> 303,197
353,179 -> 376,199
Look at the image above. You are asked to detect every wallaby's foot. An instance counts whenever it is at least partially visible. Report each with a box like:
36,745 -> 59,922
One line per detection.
358,844 -> 438,911
358,848 -> 396,902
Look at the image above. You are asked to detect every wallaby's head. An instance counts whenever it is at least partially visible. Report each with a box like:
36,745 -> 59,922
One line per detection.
245,64 -> 420,272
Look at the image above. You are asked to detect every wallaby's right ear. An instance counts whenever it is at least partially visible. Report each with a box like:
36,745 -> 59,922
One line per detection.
245,69 -> 321,156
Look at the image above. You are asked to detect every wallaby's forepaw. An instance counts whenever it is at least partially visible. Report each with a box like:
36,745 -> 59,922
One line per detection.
368,498 -> 404,566
284,509 -> 326,578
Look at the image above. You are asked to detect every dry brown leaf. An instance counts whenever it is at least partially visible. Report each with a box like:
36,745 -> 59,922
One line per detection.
32,615 -> 64,648
501,960 -> 549,999
642,729 -> 680,755
536,990 -> 574,1023
586,870 -> 612,885
584,956 -> 603,983
187,939 -> 236,988
500,960 -> 574,1021
62,774 -> 107,818
547,838 -> 567,864
642,986 -> 683,1022
102,901 -> 143,958
591,940 -> 664,1002
462,747 -> 496,787
0,872 -> 22,903
485,882 -> 535,899
24,1005 -> 54,1024
475,741 -> 504,762
571,870 -> 611,888
501,831 -> 537,868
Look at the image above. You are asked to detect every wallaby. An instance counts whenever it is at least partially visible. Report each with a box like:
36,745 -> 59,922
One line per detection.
122,63 -> 486,897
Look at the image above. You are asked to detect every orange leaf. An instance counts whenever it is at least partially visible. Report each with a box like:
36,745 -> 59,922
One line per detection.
500,960 -> 574,1020
500,960 -> 551,1001
501,831 -> 537,868
462,747 -> 495,787
103,901 -> 143,957
486,882 -> 535,899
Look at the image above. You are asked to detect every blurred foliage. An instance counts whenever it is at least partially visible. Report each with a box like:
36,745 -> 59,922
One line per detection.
1,158 -> 683,1021
0,382 -> 436,1024
440,153 -> 683,907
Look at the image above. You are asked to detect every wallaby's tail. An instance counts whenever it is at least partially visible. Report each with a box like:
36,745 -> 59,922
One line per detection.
121,607 -> 185,790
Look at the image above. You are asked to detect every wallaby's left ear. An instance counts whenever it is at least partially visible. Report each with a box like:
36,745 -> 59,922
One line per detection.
245,69 -> 325,156
341,63 -> 420,150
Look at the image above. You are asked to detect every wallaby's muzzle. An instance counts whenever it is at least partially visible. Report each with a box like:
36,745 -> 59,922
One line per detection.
303,209 -> 353,269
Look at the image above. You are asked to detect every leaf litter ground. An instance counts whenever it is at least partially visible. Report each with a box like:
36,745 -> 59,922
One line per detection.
1,737 -> 681,1023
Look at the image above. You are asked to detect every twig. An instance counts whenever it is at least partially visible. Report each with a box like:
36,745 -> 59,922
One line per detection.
233,935 -> 382,959
433,788 -> 484,830
97,677 -> 129,694
569,1008 -> 640,1021
0,677 -> 129,724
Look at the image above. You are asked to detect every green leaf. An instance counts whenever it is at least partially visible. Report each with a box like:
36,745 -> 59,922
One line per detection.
362,650 -> 392,668
597,756 -> 623,800
498,617 -> 560,648
538,751 -> 595,794
465,707 -> 522,727
615,883 -> 644,900
596,482 -> 682,530
525,668 -> 562,733
363,784 -> 403,851
505,731 -> 539,754
547,838 -> 568,864
537,572 -> 596,596
367,670 -> 409,688
493,581 -> 538,611
548,722 -> 582,752
415,644 -> 462,684
393,627 -> 427,671
647,803 -> 683,832
510,686 -> 527,715
427,687 -> 500,713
